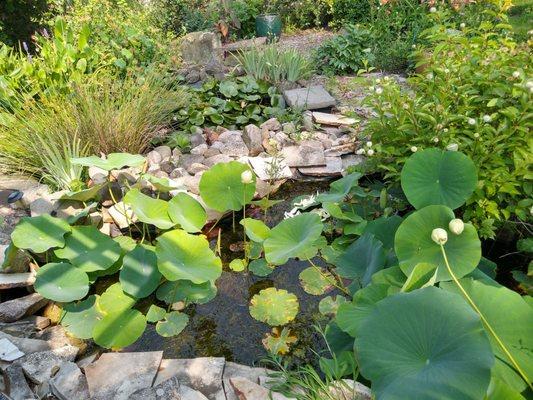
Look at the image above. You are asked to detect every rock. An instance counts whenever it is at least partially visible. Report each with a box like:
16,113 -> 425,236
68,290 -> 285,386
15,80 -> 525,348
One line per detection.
190,144 -> 208,156
0,272 -> 35,289
0,338 -> 24,361
283,85 -> 336,110
223,362 -> 270,400
110,167 -> 142,184
190,132 -> 207,148
243,125 -> 263,156
248,157 -> 293,181
171,148 -> 182,164
260,118 -> 281,131
50,361 -> 90,400
147,150 -> 163,166
280,142 -> 326,167
341,154 -> 364,171
312,132 -> 333,149
204,154 -> 232,168
33,325 -> 86,353
76,352 -> 99,369
4,364 -> 36,400
272,131 -> 291,147
321,126 -> 344,137
154,357 -> 225,400
218,131 -> 249,157
130,376 -> 181,400
312,112 -> 357,126
29,192 -> 61,217
180,154 -> 206,173
154,146 -> 172,161
84,351 -> 163,400
210,141 -> 224,151
282,122 -> 296,135
298,156 -> 343,177
88,166 -> 108,185
0,293 -> 48,323
0,316 -> 50,337
0,332 -> 55,355
108,202 -> 137,229
186,69 -> 201,84
181,385 -> 209,400
21,345 -> 78,384
0,245 -> 29,273
328,380 -> 372,400
188,163 -> 209,175
170,168 -> 188,179
203,147 -> 221,158
181,175 -> 202,195
160,161 -> 175,174
229,377 -> 292,400
324,143 -> 356,157
302,112 -> 314,131
180,31 -> 221,66
152,170 -> 170,179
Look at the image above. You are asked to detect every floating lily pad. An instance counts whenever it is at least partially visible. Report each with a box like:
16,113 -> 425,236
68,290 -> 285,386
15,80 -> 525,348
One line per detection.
156,280 -> 217,305
156,311 -> 189,337
60,295 -> 101,339
168,193 -> 207,233
262,327 -> 298,355
264,213 -> 323,265
96,283 -> 137,315
124,188 -> 174,230
229,258 -> 246,272
319,295 -> 348,316
54,226 -> 122,272
248,259 -> 274,277
11,215 -> 71,253
156,229 -> 222,283
120,245 -> 161,298
93,309 -> 146,349
299,267 -> 333,295
143,173 -> 183,192
249,287 -> 299,326
240,218 -> 271,242
34,262 -> 89,302
71,153 -> 145,171
146,305 -> 167,323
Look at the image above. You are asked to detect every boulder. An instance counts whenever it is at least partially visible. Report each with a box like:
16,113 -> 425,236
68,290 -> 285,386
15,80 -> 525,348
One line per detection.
0,272 -> 35,290
50,361 -> 90,400
243,125 -> 263,156
190,144 -> 208,156
180,154 -> 206,174
180,31 -> 221,66
223,362 -> 270,400
280,141 -> 325,167
312,112 -> 357,126
260,118 -> 281,131
153,145 -> 172,162
298,156 -> 343,177
204,154 -> 233,168
147,150 -> 163,166
4,364 -> 36,400
248,157 -> 293,181
130,376 -> 181,400
283,86 -> 336,110
21,345 -> 78,384
0,293 -> 48,323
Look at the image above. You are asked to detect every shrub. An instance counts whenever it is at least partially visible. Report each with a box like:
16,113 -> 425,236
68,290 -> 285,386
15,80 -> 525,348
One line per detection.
268,0 -> 333,30
151,0 -> 219,36
331,0 -> 373,27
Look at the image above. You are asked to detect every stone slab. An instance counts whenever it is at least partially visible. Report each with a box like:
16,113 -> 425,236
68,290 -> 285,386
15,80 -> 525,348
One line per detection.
130,376 -> 181,400
50,361 -> 90,400
229,377 -> 293,400
312,112 -> 357,126
4,364 -> 36,400
280,142 -> 325,167
0,272 -> 35,289
0,293 -> 48,323
0,338 -> 24,361
298,156 -> 343,177
21,345 -> 78,384
248,157 -> 293,181
223,362 -> 271,400
283,86 -> 336,110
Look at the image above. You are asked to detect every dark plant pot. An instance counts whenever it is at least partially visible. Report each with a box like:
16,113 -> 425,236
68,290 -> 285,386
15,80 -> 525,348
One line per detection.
255,14 -> 282,43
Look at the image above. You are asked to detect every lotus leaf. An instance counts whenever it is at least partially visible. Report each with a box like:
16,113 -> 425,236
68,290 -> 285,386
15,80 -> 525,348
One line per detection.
124,188 -> 174,230
229,258 -> 246,272
401,263 -> 437,292
168,193 -> 207,233
60,295 -> 101,339
61,183 -> 106,202
96,283 -> 136,315
318,295 -> 347,316
143,173 -> 183,192
156,311 -> 189,337
317,173 -> 361,203
146,305 -> 167,322
71,153 -> 145,171
93,309 -> 146,349
248,259 -> 274,277
299,267 -> 333,295
66,202 -> 98,224
156,280 -> 217,305
249,287 -> 299,326
240,218 -> 271,242
11,215 -> 71,253
34,262 -> 89,302
362,215 -> 403,250
262,327 -> 298,355
120,245 -> 161,298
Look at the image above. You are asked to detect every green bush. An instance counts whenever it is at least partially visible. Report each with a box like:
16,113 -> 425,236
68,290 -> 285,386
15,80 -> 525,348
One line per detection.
331,0 -> 373,27
268,0 -> 333,30
361,15 -> 533,238
151,0 -> 219,36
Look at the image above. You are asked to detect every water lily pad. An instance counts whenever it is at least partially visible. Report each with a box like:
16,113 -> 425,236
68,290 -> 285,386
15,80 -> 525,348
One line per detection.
199,161 -> 256,212
71,153 -> 145,171
96,283 -> 136,315
156,311 -> 189,337
168,193 -> 207,233
34,262 -> 89,302
264,213 -> 323,265
248,259 -> 274,277
249,287 -> 299,326
262,327 -> 298,355
156,229 -> 222,283
93,309 -> 146,349
401,148 -> 477,210
299,267 -> 333,295
356,287 -> 494,400
395,205 -> 481,282
156,280 -> 217,305
54,226 -> 122,272
120,245 -> 161,298
146,305 -> 166,322
124,188 -> 174,230
240,218 -> 270,242
319,295 -> 348,316
60,295 -> 101,339
229,258 -> 246,272
11,215 -> 71,253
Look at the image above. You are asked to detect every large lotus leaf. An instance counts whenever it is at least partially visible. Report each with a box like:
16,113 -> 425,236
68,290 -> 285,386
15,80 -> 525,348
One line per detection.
335,233 -> 386,289
146,305 -> 166,323
156,311 -> 189,337
61,183 -> 106,202
401,263 -> 437,292
362,215 -> 403,250
356,287 -> 494,400
248,259 -> 275,277
264,213 -> 323,265
87,236 -> 137,280
441,278 -> 533,392
168,193 -> 207,233
319,295 -> 348,316
96,283 -> 136,315
71,153 -> 145,171
60,295 -> 101,339
54,226 -> 122,272
395,205 -> 481,282
371,265 -> 405,289
240,218 -> 271,242
142,173 -> 184,193
401,148 -> 477,210
156,229 -> 222,283
299,267 -> 333,295
486,377 -> 527,400
34,262 -> 89,302
249,287 -> 299,326
124,188 -> 174,230
199,161 -> 256,212
120,245 -> 161,298
93,309 -> 146,349
156,280 -> 217,305
11,215 -> 71,253
317,173 -> 361,203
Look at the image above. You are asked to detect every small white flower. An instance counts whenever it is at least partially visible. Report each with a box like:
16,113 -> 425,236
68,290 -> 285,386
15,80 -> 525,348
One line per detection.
367,149 -> 375,156
410,146 -> 418,153
449,219 -> 465,235
402,103 -> 410,110
376,78 -> 381,84
482,115 -> 491,123
443,128 -> 449,133
446,143 -> 459,151
369,86 -> 375,92
412,44 -> 416,49
526,81 -> 533,89
241,170 -> 253,184
460,23 -> 466,28
375,87 -> 383,95
474,133 -> 480,138
512,71 -> 520,78
426,73 -> 434,80
444,68 -> 450,74
468,118 -> 476,125
356,148 -> 366,155
431,228 -> 448,245
433,137 -> 439,143
366,141 -> 373,148
294,194 -> 316,209
172,116 -> 177,121
430,6 -> 437,13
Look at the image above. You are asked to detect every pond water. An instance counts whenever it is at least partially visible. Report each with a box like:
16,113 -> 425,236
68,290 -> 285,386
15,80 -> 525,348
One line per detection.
124,180 -> 334,366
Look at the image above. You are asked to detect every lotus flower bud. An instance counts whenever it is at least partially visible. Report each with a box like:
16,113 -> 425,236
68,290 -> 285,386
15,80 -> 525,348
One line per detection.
449,218 -> 464,235
431,228 -> 448,245
241,170 -> 253,184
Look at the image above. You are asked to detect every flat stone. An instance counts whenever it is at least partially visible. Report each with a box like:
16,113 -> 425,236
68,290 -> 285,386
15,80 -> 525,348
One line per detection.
21,345 -> 78,384
0,338 -> 24,361
219,140 -> 249,157
204,154 -> 233,167
229,377 -> 293,400
248,157 -> 293,181
50,361 -> 90,400
32,325 -> 85,354
4,364 -> 36,400
341,154 -> 364,171
84,351 -> 163,400
0,316 -> 50,337
154,145 -> 172,161
0,332 -> 55,355
328,379 -> 372,400
298,156 -> 343,177
154,357 -> 225,400
130,376 -> 181,400
181,385 -> 209,400
280,142 -> 326,167
0,272 -> 35,289
243,125 -> 263,156
312,112 -> 357,126
260,118 -> 281,131
0,293 -> 48,323
108,201 -> 137,229
223,36 -> 267,53
283,86 -> 336,110
0,245 -> 30,273
191,144 -> 208,156
223,362 -> 270,400
324,143 -> 356,157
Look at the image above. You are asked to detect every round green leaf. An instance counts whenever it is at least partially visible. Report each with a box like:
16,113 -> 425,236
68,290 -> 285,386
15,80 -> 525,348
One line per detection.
71,153 -> 145,171
11,215 -> 71,253
60,295 -> 101,339
156,229 -> 222,283
168,193 -> 207,233
401,148 -> 477,210
146,305 -> 166,323
264,213 -> 323,265
35,262 -> 89,302
318,295 -> 347,316
249,287 -> 299,326
395,205 -> 481,282
119,245 -> 161,298
299,267 -> 333,295
199,161 -> 256,212
124,188 -> 174,230
93,309 -> 146,349
156,280 -> 217,305
229,258 -> 246,272
96,283 -> 137,315
156,311 -> 189,337
356,287 -> 494,400
240,218 -> 271,242
248,259 -> 274,277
